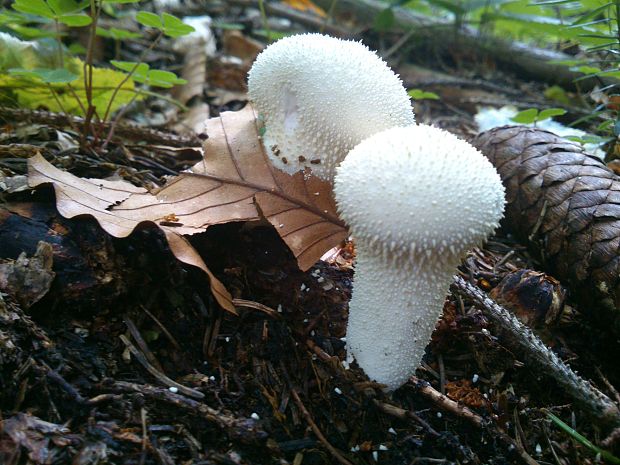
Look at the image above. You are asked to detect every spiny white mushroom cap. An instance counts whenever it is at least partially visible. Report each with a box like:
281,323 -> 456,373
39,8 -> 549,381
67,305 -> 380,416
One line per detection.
247,33 -> 415,183
335,125 -> 505,269
334,124 -> 505,390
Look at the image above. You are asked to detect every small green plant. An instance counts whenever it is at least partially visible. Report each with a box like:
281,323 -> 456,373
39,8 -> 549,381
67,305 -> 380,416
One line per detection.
510,107 -> 567,125
407,88 -> 440,100
546,411 -> 620,464
0,0 -> 195,147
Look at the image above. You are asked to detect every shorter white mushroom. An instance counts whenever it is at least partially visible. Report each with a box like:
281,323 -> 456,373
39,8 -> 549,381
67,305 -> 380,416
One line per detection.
247,33 -> 415,183
334,125 -> 505,391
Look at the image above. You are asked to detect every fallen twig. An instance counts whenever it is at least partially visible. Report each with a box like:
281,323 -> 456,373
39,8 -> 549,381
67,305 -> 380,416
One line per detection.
408,376 -> 539,465
102,380 -> 264,439
452,275 -> 620,427
119,334 -> 204,400
289,386 -> 353,465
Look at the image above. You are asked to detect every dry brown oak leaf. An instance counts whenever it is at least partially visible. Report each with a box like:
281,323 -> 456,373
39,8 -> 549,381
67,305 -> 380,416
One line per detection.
28,105 -> 347,313
472,126 -> 620,330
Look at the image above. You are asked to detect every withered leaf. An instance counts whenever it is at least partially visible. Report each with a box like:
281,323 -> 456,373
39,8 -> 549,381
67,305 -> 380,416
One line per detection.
28,154 -> 235,313
195,105 -> 347,270
28,105 -> 347,312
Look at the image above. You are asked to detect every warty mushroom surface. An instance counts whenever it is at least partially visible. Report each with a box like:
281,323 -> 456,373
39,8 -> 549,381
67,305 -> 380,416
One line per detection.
334,125 -> 506,390
247,33 -> 415,183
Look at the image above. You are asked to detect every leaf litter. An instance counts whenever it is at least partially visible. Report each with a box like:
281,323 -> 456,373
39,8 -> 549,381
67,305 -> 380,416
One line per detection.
28,104 -> 347,312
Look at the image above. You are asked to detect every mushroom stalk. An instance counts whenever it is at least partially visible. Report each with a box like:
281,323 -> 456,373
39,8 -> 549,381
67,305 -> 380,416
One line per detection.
346,251 -> 456,390
335,125 -> 505,391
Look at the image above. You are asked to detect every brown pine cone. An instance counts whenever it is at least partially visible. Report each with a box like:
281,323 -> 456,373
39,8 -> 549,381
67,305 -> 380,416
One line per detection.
471,126 -> 620,331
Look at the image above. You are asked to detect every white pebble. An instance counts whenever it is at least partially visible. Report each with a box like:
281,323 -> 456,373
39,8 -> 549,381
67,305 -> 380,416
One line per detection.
379,444 -> 388,451
251,412 -> 260,420
437,412 -> 442,418
300,283 -> 306,291
372,451 -> 378,462
334,387 -> 342,395
169,387 -> 178,393
535,444 -> 542,455
388,427 -> 396,435
472,374 -> 479,383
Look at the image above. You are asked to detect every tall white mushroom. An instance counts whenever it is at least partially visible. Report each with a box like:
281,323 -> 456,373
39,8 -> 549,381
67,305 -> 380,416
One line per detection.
334,125 -> 505,391
247,33 -> 415,183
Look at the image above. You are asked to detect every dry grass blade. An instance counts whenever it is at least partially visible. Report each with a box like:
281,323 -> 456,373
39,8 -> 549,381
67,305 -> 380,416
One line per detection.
27,105 -> 347,313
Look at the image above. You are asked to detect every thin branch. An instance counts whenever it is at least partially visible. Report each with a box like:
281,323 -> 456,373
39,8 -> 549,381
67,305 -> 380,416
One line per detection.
452,275 -> 620,427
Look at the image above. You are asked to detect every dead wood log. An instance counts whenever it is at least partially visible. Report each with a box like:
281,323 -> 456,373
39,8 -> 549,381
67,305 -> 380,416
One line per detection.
471,126 -> 620,331
314,0 -> 604,91
0,200 -> 129,311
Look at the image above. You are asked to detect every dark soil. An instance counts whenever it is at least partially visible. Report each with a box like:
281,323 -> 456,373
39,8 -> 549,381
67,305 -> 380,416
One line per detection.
1,2 -> 620,465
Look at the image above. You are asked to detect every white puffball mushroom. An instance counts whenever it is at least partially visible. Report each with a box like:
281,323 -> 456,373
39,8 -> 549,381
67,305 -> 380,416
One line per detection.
247,33 -> 415,183
334,125 -> 505,391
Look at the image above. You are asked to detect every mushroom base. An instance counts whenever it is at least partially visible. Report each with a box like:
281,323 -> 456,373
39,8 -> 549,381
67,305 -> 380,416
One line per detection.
345,251 -> 455,391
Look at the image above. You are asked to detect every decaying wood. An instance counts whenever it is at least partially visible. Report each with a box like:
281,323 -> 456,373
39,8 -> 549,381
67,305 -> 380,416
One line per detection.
314,0 -> 602,91
472,126 -> 620,330
453,275 -> 620,427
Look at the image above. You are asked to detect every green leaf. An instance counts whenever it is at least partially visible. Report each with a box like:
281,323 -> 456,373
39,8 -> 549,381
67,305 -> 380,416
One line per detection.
103,0 -> 141,3
110,60 -> 148,79
68,42 -> 87,54
0,33 -> 59,70
110,61 -> 186,88
549,59 -> 585,66
407,88 -> 440,100
573,65 -> 601,75
373,7 -> 395,31
538,108 -> 567,121
12,0 -> 55,18
136,11 -> 162,28
9,24 -> 58,39
543,85 -> 571,106
9,67 -> 78,83
597,120 -> 614,132
511,108 -> 539,124
58,13 -> 92,26
161,13 -> 195,37
48,0 -> 88,15
1,57 -> 139,117
12,0 -> 90,25
0,9 -> 31,25
96,27 -> 141,40
146,69 -> 186,88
